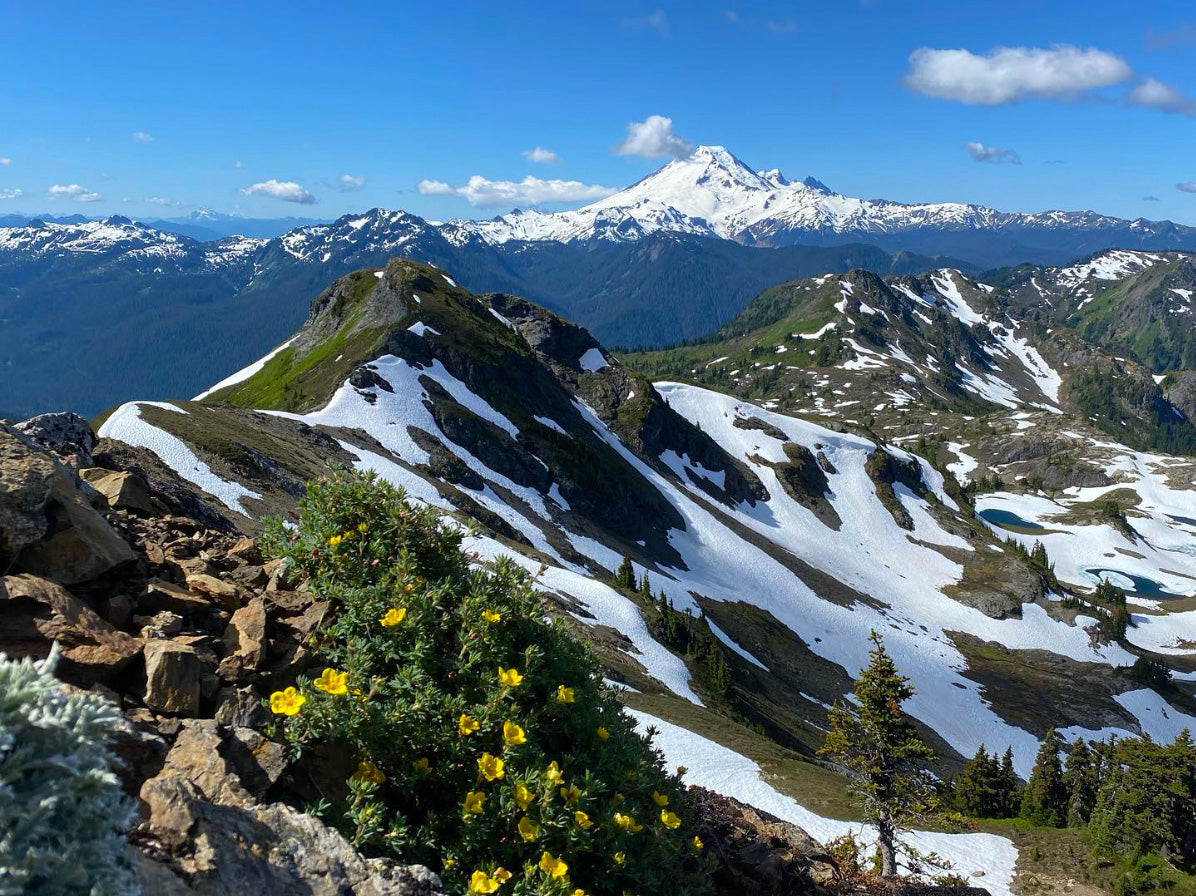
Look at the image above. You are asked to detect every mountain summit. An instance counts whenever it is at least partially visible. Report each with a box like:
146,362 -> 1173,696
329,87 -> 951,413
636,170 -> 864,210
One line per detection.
458,144 -> 1196,265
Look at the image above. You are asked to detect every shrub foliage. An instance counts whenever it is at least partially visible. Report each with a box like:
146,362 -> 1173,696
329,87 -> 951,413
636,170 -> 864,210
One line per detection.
262,469 -> 714,896
0,646 -> 138,896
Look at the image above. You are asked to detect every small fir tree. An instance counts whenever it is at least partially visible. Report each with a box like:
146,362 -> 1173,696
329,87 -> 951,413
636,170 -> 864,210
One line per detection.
1062,738 -> 1097,828
1020,728 -> 1067,827
819,631 -> 936,877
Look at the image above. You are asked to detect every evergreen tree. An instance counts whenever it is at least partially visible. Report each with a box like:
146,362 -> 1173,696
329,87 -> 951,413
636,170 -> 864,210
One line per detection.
639,571 -> 652,598
614,556 -> 635,590
1062,738 -> 1097,828
1020,728 -> 1067,827
953,746 -> 1000,817
820,631 -> 936,877
998,747 -> 1020,817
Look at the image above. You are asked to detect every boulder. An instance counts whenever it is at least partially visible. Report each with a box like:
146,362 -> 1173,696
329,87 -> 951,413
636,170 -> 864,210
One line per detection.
141,579 -> 215,615
2,428 -> 137,584
80,468 -> 157,515
0,573 -> 142,685
185,573 -> 239,609
219,597 -> 266,679
137,721 -> 444,895
14,412 -> 97,465
144,640 -> 201,716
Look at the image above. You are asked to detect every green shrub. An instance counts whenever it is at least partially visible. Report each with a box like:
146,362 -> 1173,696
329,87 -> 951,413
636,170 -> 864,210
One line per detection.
262,469 -> 714,896
0,646 -> 138,896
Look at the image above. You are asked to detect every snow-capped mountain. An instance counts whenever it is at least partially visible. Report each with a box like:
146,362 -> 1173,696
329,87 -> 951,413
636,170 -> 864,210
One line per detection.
0,216 -> 264,269
455,146 -> 1196,263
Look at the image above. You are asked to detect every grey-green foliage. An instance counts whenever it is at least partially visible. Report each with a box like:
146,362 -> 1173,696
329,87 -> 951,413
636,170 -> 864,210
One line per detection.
0,646 -> 139,896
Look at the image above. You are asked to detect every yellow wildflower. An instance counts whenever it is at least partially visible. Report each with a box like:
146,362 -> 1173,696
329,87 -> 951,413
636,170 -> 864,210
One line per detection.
514,782 -> 534,810
313,667 -> 349,696
560,784 -> 581,804
538,852 -> 568,879
693,835 -> 704,851
574,810 -> 593,830
651,791 -> 669,807
458,714 -> 480,736
556,685 -> 575,703
613,852 -> 625,865
482,608 -> 502,623
469,871 -> 499,894
518,816 -> 539,841
498,666 -> 523,687
660,810 -> 682,829
444,859 -> 456,871
493,868 -> 511,885
463,790 -> 486,815
572,890 -> 589,896
477,752 -> 505,781
403,581 -> 415,594
380,607 -> 407,627
269,687 -> 305,716
596,726 -> 610,740
412,757 -> 431,774
357,522 -> 368,532
328,534 -> 342,546
351,760 -> 386,785
614,812 -> 642,833
503,721 -> 526,746
545,761 -> 563,783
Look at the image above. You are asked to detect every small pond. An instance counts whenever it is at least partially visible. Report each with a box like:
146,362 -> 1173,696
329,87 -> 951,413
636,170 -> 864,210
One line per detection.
1083,568 -> 1187,601
978,508 -> 1045,532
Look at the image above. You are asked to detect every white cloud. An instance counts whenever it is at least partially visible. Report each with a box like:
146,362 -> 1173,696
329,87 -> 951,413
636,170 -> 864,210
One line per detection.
965,141 -> 1021,164
904,45 -> 1132,104
724,10 -> 740,24
144,196 -> 178,206
48,183 -> 102,202
522,146 -> 560,164
0,157 -> 10,166
0,188 -> 23,200
337,173 -> 366,192
417,175 -> 616,208
614,115 -> 694,159
1125,78 -> 1196,116
233,160 -> 244,169
132,131 -> 154,143
766,18 -> 796,33
1179,182 -> 1196,194
239,179 -> 316,204
623,10 -> 668,36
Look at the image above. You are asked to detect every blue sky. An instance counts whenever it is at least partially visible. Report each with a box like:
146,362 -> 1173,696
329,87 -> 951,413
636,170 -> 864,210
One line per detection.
2,0 -> 1195,224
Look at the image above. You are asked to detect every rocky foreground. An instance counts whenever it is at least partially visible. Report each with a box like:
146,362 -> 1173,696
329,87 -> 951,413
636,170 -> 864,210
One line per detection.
1,412 -> 872,896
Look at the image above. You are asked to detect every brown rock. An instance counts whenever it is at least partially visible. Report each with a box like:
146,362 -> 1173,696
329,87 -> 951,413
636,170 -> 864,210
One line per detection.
219,597 -> 267,679
144,640 -> 201,716
185,573 -> 239,609
80,468 -> 157,515
141,579 -> 213,615
2,429 -> 138,585
144,540 -> 166,565
0,573 -> 142,685
228,536 -> 262,564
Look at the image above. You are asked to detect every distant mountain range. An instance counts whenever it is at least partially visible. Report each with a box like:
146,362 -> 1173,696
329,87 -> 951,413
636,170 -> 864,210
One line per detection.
3,144 -> 1196,418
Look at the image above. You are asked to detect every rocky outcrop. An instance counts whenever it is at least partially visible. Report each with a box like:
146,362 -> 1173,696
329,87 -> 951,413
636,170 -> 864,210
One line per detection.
136,720 -> 443,895
1,426 -> 137,584
690,787 -> 836,895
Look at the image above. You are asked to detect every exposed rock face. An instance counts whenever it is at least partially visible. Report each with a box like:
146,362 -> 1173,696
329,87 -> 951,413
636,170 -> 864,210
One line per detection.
14,411 -> 98,466
0,573 -> 141,685
1,426 -> 137,584
81,467 -> 159,515
137,720 -> 445,895
690,786 -> 836,895
144,640 -> 202,716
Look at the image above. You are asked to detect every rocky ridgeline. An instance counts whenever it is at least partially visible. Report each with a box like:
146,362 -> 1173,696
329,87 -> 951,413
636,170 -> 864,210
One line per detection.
1,412 -> 846,896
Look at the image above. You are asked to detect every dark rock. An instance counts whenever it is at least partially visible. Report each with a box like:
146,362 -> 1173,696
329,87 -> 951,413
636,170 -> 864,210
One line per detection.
144,640 -> 201,716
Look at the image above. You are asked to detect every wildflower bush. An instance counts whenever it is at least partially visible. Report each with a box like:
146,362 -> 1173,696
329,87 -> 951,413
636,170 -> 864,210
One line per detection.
261,469 -> 714,896
0,646 -> 138,896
